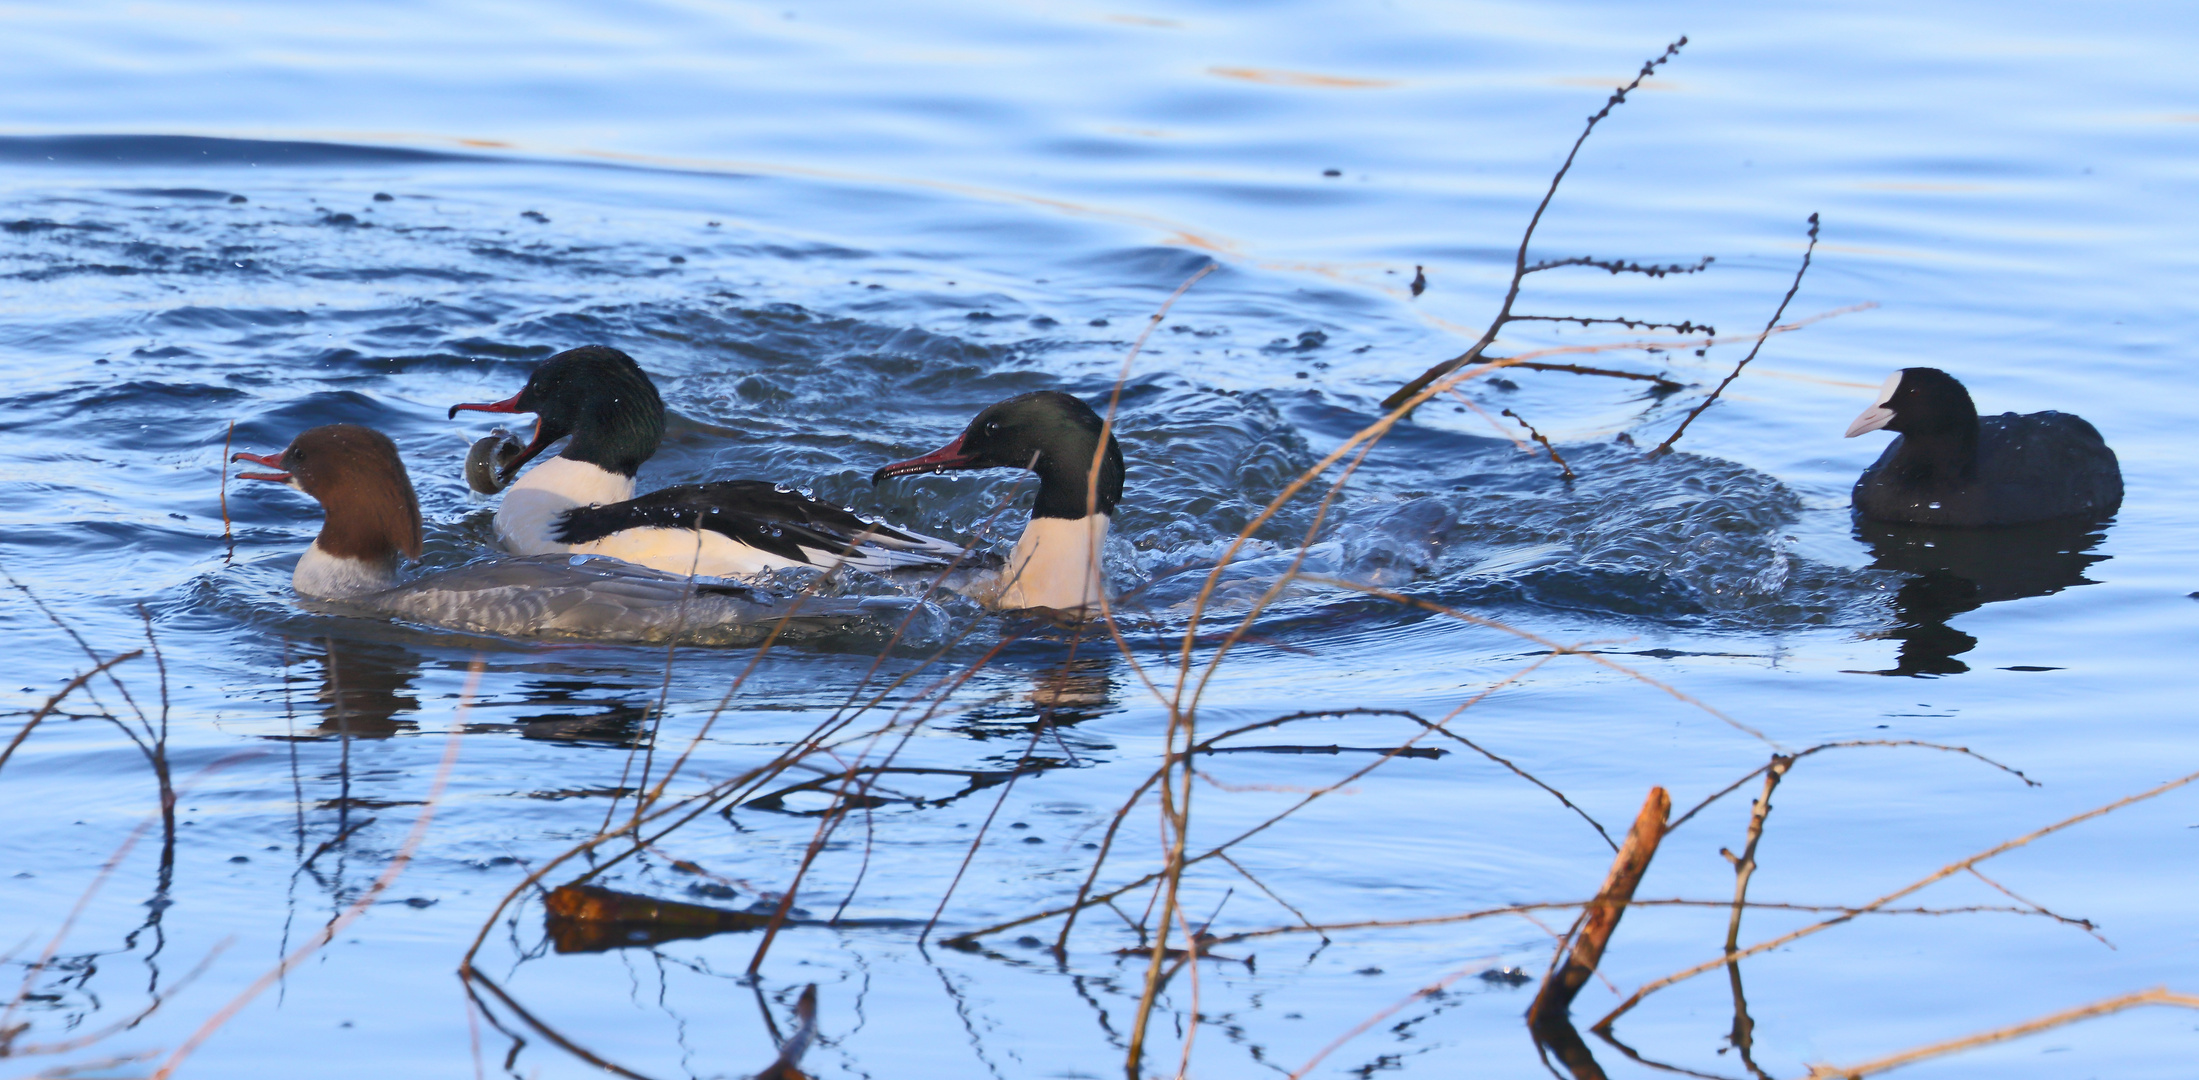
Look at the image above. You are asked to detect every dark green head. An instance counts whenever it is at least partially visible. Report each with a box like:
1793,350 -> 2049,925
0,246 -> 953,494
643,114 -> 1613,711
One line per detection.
872,391 -> 1125,519
448,345 -> 667,481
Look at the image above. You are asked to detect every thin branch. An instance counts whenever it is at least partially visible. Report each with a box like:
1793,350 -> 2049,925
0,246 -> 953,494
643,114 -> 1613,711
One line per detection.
1524,255 -> 1713,278
219,420 -> 235,561
1650,214 -> 1818,456
150,663 -> 480,1079
1382,37 -> 1688,411
1509,315 -> 1713,336
1800,988 -> 2199,1080
1594,767 -> 2199,1032
0,651 -> 144,779
1502,409 -> 1577,481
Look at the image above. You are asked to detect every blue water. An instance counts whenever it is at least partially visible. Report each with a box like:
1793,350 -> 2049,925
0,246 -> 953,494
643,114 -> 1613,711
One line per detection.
3,2 -> 2196,1077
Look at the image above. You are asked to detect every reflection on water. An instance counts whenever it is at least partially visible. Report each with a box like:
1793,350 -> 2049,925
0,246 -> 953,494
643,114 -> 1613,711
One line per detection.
299,635 -> 422,737
1855,517 -> 2110,676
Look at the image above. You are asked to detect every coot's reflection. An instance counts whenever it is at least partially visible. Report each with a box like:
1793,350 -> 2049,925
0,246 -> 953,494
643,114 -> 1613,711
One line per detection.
1857,517 -> 2109,676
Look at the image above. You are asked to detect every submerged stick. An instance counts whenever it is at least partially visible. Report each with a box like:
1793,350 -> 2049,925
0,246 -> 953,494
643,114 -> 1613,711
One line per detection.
1529,786 -> 1669,1028
754,985 -> 819,1080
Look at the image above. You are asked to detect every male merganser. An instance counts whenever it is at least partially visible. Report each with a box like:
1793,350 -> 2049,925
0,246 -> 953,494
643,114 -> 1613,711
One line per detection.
232,424 -> 928,643
872,391 -> 1123,613
448,346 -> 966,578
1845,367 -> 2122,527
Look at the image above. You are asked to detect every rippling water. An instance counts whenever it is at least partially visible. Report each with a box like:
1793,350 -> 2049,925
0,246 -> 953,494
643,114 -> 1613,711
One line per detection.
3,2 -> 2196,1078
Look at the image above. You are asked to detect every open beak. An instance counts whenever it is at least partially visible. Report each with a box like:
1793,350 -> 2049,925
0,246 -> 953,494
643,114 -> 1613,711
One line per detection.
489,419 -> 562,483
449,390 -> 554,483
231,449 -> 292,483
448,390 -> 524,419
872,434 -> 981,485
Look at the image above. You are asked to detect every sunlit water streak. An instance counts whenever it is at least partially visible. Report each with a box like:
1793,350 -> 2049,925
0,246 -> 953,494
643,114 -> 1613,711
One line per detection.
1,2 -> 2195,1077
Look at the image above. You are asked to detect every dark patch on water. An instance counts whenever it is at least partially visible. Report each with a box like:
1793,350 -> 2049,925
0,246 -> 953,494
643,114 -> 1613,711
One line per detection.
0,134 -> 479,167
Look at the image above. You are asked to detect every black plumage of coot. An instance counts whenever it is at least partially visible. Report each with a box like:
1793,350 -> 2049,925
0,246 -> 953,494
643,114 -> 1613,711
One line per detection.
1845,367 -> 2121,527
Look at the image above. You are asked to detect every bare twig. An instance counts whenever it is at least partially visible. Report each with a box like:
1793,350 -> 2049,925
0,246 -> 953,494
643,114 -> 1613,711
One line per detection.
150,663 -> 480,1079
1524,255 -> 1712,278
1649,214 -> 1819,456
1800,987 -> 2199,1080
1502,408 -> 1577,481
1669,739 -> 2034,833
0,651 -> 144,779
1594,767 -> 2199,1032
1509,315 -> 1713,336
1505,360 -> 1685,390
1724,756 -> 1790,954
1382,37 -> 1688,411
219,419 -> 235,560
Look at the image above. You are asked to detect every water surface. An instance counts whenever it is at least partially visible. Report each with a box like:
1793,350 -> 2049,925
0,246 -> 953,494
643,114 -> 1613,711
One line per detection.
3,2 -> 2196,1078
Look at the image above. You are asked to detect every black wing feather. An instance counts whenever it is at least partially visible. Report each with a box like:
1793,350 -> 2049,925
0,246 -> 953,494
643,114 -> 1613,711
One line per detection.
552,481 -> 936,566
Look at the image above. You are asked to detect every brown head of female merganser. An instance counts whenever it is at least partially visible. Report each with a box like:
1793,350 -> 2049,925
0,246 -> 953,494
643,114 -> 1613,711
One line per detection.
872,390 -> 1123,613
234,424 -> 422,599
449,345 -> 965,578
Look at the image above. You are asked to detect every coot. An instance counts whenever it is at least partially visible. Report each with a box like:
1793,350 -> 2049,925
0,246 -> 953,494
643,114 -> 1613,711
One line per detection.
1845,367 -> 2121,527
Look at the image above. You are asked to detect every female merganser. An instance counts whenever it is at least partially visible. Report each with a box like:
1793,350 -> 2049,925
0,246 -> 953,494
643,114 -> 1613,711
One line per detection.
448,346 -> 965,578
232,424 -> 927,643
1845,367 -> 2122,527
872,391 -> 1123,613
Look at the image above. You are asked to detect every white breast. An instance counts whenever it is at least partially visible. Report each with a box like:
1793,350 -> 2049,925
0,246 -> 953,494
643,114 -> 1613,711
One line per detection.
293,542 -> 399,600
494,457 -> 636,557
986,514 -> 1110,612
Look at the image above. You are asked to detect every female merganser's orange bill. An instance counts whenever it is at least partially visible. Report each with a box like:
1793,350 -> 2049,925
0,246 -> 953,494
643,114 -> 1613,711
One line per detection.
448,345 -> 965,577
231,424 -> 938,644
1845,367 -> 2122,527
873,390 -> 1122,614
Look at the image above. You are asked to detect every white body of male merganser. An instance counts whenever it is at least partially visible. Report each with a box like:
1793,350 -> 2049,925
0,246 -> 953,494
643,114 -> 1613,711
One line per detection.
232,424 -> 933,644
448,346 -> 966,578
872,390 -> 1122,614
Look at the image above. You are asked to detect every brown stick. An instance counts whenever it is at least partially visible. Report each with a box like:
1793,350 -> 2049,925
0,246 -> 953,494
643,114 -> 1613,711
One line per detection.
1529,786 -> 1670,1027
1725,755 -> 1791,953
